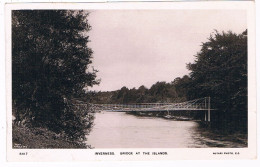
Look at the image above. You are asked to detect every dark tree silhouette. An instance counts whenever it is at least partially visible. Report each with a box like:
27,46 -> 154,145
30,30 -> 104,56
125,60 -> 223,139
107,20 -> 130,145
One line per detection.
12,10 -> 99,140
187,30 -> 247,131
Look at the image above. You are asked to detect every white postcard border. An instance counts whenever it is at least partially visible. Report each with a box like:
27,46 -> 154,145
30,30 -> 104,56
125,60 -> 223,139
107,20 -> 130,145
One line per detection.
5,1 -> 256,161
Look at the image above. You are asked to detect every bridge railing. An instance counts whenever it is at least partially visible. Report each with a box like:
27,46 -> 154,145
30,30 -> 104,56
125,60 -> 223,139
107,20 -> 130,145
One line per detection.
88,97 -> 212,111
70,97 -> 213,122
69,97 -> 212,112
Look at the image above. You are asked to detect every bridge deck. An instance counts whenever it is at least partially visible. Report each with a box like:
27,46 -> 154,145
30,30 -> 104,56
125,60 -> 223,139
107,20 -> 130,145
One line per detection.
105,108 -> 211,112
72,97 -> 214,121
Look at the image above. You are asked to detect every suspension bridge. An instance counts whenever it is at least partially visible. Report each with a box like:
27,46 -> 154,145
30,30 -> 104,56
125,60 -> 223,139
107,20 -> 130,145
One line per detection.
72,97 -> 214,122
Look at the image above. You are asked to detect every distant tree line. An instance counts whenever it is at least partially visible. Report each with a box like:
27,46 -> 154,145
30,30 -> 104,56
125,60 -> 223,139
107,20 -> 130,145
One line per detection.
86,76 -> 189,104
87,30 -> 247,132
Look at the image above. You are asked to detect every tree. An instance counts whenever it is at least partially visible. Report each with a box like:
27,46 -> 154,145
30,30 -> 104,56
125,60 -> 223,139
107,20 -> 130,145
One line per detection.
12,10 -> 99,140
187,30 -> 247,130
149,81 -> 178,103
135,85 -> 148,103
171,75 -> 190,102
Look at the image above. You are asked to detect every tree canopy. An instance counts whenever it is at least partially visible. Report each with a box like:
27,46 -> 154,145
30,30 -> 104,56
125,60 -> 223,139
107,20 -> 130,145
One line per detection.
12,10 -> 99,140
187,30 -> 247,130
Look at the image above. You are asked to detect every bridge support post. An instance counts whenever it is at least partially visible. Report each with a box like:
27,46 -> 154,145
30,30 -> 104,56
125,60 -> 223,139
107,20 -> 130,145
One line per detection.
208,97 -> 210,122
204,98 -> 207,121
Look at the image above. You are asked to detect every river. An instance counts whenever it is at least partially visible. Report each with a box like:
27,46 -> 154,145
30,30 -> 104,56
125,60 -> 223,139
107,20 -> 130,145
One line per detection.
86,111 -> 247,148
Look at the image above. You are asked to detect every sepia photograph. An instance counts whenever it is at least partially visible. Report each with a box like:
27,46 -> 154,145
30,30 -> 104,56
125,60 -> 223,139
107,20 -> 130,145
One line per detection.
5,1 -> 256,161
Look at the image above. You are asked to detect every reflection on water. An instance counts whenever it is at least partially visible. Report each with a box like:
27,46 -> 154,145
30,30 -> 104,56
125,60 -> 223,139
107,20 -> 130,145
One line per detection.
86,111 -> 247,148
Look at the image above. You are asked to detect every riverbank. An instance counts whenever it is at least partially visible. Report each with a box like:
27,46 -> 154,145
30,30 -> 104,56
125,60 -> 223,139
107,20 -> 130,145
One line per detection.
126,111 -> 248,139
126,111 -> 195,121
12,124 -> 88,148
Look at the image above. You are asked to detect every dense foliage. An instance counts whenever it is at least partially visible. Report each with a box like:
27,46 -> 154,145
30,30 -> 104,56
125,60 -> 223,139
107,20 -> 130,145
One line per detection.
187,30 -> 247,131
86,78 -> 189,104
12,10 -> 99,142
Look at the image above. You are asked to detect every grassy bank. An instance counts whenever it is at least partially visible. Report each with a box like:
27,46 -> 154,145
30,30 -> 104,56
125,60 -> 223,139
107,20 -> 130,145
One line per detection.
12,124 -> 89,149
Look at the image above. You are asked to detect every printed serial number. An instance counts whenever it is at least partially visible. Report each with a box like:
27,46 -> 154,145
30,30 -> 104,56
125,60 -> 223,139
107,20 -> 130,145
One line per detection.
19,152 -> 28,155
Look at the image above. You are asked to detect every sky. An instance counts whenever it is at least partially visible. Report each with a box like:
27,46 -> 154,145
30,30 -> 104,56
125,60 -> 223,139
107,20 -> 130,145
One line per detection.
87,10 -> 247,92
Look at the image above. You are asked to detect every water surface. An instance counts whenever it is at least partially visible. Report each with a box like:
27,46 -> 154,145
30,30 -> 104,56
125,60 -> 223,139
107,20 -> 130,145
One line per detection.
86,111 -> 247,148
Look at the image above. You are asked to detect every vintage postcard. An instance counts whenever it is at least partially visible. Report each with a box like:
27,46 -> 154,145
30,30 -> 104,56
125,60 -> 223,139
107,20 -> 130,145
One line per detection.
5,1 -> 256,161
